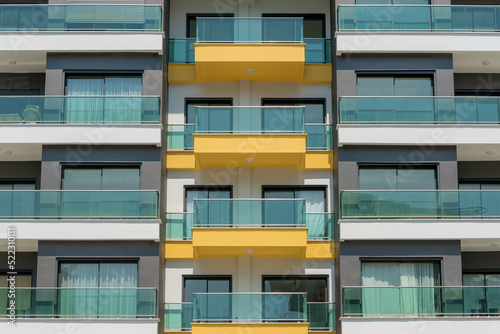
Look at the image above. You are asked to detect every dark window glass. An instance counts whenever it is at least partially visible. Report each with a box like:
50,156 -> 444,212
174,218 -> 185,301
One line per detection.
185,98 -> 232,124
262,99 -> 325,124
186,13 -> 235,38
62,167 -> 140,190
357,75 -> 434,96
263,276 -> 327,302
359,166 -> 437,190
262,14 -> 325,38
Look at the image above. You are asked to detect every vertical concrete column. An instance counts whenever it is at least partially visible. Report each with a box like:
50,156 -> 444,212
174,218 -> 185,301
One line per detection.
238,80 -> 253,133
237,167 -> 252,224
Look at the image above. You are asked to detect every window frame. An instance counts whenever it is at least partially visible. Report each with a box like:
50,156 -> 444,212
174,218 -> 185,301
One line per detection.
184,98 -> 233,125
182,275 -> 232,302
261,98 -> 327,124
356,72 -> 436,96
262,274 -> 329,302
64,72 -> 143,96
61,164 -> 141,190
261,185 -> 328,212
261,13 -> 326,38
357,164 -> 439,190
186,13 -> 235,38
183,185 -> 233,212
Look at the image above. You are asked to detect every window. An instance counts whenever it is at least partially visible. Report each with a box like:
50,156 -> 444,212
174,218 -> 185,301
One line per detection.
262,14 -> 325,38
58,261 -> 138,317
463,273 -> 500,315
0,182 -> 36,218
459,183 -> 500,218
184,186 -> 232,212
185,186 -> 232,229
65,75 -> 142,123
359,166 -> 437,190
183,276 -> 231,321
185,98 -> 233,124
263,186 -> 327,237
62,166 -> 140,190
262,98 -> 325,124
186,13 -> 234,39
263,275 -> 328,302
1,272 -> 32,315
357,75 -> 434,96
361,261 -> 440,315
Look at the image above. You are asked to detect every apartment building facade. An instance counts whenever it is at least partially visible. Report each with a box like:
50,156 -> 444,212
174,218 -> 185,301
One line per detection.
2,1 -> 500,334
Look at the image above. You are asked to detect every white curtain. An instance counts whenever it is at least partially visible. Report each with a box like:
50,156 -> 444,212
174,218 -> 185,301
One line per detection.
59,263 -> 99,317
361,262 -> 436,317
297,190 -> 327,238
104,77 -> 142,123
66,78 -> 104,123
99,263 -> 138,317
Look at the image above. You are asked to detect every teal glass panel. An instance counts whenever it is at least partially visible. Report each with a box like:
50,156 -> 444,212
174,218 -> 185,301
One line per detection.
305,39 -> 331,63
343,286 -> 500,317
0,190 -> 157,219
195,107 -> 305,133
0,96 -> 159,124
193,199 -> 306,228
339,97 -> 500,124
197,18 -> 303,42
307,303 -> 335,331
166,213 -> 194,240
0,5 -> 161,31
305,124 -> 332,150
167,124 -> 194,150
306,213 -> 333,239
169,39 -> 195,63
192,293 -> 307,322
341,190 -> 500,219
165,303 -> 193,331
0,288 -> 156,318
339,5 -> 500,32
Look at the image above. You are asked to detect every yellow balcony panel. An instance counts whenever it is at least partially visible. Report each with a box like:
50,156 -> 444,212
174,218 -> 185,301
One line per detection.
305,241 -> 335,259
303,151 -> 333,170
192,228 -> 308,258
193,134 -> 307,169
192,322 -> 309,334
168,64 -> 200,84
166,151 -> 199,170
301,64 -> 332,84
165,240 -> 198,260
194,43 -> 306,82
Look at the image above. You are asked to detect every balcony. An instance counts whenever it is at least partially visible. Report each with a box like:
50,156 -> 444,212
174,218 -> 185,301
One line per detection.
165,199 -> 334,259
342,286 -> 500,334
0,190 -> 159,243
0,5 -> 162,72
336,5 -> 500,68
338,97 -> 500,149
0,96 -> 161,149
340,190 -> 500,244
165,294 -> 335,333
168,18 -> 331,84
0,287 -> 158,334
166,107 -> 333,170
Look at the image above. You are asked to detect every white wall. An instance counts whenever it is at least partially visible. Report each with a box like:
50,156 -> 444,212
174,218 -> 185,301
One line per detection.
342,318 -> 500,334
168,81 -> 332,124
165,257 -> 334,302
0,321 -> 157,334
166,168 -> 333,212
169,0 -> 331,38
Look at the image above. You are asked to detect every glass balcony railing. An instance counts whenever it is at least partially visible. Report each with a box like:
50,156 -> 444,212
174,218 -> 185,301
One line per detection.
166,200 -> 333,240
0,190 -> 158,219
306,124 -> 332,150
341,190 -> 500,219
168,38 -> 331,64
343,286 -> 500,317
0,288 -> 157,318
196,18 -> 303,43
0,5 -> 161,31
195,107 -> 305,134
193,293 -> 307,322
169,38 -> 195,63
0,96 -> 160,124
165,303 -> 193,331
339,97 -> 500,124
165,301 -> 335,331
339,5 -> 500,32
305,38 -> 331,64
167,124 -> 194,150
308,302 -> 335,331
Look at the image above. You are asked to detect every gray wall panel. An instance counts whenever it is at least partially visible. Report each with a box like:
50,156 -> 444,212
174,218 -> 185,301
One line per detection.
40,146 -> 161,190
0,162 -> 41,188
339,240 -> 463,290
0,252 -> 38,284
338,146 -> 458,190
45,53 -> 162,96
458,161 -> 500,180
462,252 -> 500,271
37,241 -> 160,288
337,54 -> 454,97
